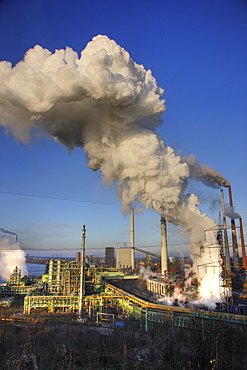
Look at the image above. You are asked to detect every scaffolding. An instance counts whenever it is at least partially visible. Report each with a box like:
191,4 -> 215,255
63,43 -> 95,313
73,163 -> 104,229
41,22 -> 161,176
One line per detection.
47,259 -> 67,294
8,266 -> 21,286
61,261 -> 81,296
23,295 -> 78,314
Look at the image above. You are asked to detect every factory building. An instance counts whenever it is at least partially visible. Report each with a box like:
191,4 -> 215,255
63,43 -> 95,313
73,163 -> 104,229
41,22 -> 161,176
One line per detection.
116,244 -> 134,269
105,247 -> 115,267
75,252 -> 81,262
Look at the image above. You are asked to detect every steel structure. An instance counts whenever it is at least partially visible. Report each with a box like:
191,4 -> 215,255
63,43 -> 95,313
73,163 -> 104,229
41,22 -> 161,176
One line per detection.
22,281 -> 247,330
105,283 -> 247,329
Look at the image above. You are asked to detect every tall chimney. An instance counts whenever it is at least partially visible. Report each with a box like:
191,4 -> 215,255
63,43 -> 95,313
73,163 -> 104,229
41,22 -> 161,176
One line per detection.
239,218 -> 247,270
78,225 -> 86,320
220,189 -> 231,271
129,209 -> 135,269
130,208 -> 135,248
228,186 -> 239,270
161,216 -> 168,278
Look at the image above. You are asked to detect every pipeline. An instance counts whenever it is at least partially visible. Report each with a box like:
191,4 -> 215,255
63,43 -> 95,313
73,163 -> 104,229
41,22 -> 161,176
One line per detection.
105,283 -> 247,325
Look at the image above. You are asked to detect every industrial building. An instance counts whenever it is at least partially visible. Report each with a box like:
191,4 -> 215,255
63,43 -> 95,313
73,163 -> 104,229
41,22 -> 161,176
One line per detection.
116,245 -> 134,269
105,247 -> 115,267
0,187 -> 247,328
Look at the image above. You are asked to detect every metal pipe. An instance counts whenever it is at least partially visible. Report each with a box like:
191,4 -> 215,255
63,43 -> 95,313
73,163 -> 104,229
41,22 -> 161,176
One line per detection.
228,186 -> 239,270
220,189 -> 231,271
78,225 -> 86,319
239,218 -> 247,270
161,216 -> 168,278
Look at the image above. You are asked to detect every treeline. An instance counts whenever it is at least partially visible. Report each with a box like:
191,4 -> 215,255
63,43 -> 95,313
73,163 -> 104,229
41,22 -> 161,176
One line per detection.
0,314 -> 246,369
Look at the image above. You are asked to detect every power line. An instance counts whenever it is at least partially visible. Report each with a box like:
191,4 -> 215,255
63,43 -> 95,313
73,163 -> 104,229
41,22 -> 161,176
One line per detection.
0,190 -> 120,206
1,242 -> 187,252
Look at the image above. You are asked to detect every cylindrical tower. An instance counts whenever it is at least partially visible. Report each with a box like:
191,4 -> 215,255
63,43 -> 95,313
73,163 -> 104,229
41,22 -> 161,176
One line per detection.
130,208 -> 135,248
130,209 -> 135,268
78,225 -> 86,319
228,186 -> 239,270
220,189 -> 231,271
239,218 -> 247,270
161,216 -> 168,278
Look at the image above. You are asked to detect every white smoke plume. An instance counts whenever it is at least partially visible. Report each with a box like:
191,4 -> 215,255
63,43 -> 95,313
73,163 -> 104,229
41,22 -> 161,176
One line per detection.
0,35 -> 226,252
224,206 -> 241,220
0,237 -> 27,280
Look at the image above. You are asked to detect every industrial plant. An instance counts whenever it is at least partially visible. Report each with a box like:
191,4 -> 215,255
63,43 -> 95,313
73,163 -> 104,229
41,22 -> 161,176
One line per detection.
1,186 -> 247,327
0,34 -> 246,329
0,186 -> 247,370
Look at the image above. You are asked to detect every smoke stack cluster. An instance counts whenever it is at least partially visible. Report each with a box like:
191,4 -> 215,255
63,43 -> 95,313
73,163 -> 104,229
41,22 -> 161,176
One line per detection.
221,186 -> 246,271
0,35 -> 231,254
227,186 -> 239,269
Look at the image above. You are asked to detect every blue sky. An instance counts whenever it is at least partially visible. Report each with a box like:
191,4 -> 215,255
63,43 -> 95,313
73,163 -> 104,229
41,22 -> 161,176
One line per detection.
0,0 -> 246,258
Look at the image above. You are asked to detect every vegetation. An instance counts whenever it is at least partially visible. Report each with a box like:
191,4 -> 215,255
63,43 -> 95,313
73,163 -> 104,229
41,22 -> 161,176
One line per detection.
0,308 -> 246,369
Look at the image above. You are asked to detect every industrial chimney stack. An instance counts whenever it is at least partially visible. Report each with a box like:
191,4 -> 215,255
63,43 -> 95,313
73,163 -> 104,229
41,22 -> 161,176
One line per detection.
239,218 -> 247,270
228,186 -> 239,270
78,225 -> 86,320
220,189 -> 231,271
161,216 -> 168,279
130,208 -> 135,249
129,209 -> 135,269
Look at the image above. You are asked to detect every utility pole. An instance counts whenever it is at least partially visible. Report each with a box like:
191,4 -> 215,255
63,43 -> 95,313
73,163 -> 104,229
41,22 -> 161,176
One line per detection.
78,225 -> 86,320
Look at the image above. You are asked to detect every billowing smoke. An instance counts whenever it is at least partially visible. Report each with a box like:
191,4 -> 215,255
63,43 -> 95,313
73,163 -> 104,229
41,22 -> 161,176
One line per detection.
0,237 -> 27,280
181,154 -> 230,188
0,35 -> 227,260
224,206 -> 241,220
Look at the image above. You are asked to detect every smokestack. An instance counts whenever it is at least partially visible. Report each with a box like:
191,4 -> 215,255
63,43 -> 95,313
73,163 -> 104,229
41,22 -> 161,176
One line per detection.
78,225 -> 86,320
130,208 -> 135,248
239,218 -> 247,270
220,190 -> 231,271
130,209 -> 135,269
161,216 -> 168,278
228,186 -> 239,270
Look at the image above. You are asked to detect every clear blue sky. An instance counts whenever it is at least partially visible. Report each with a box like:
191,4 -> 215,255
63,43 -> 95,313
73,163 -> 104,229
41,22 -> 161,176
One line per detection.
0,0 -> 246,258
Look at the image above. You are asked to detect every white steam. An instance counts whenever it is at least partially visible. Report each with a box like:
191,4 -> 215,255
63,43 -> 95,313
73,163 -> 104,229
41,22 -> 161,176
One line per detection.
0,237 -> 27,280
0,35 -> 226,273
224,206 -> 241,220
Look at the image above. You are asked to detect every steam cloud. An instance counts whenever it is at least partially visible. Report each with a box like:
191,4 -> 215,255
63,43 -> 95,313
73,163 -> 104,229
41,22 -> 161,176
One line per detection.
0,35 -> 228,251
0,237 -> 27,280
224,206 -> 241,220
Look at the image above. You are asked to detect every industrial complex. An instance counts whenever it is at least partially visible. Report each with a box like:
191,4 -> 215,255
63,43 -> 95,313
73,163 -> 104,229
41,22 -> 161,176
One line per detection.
0,186 -> 247,330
